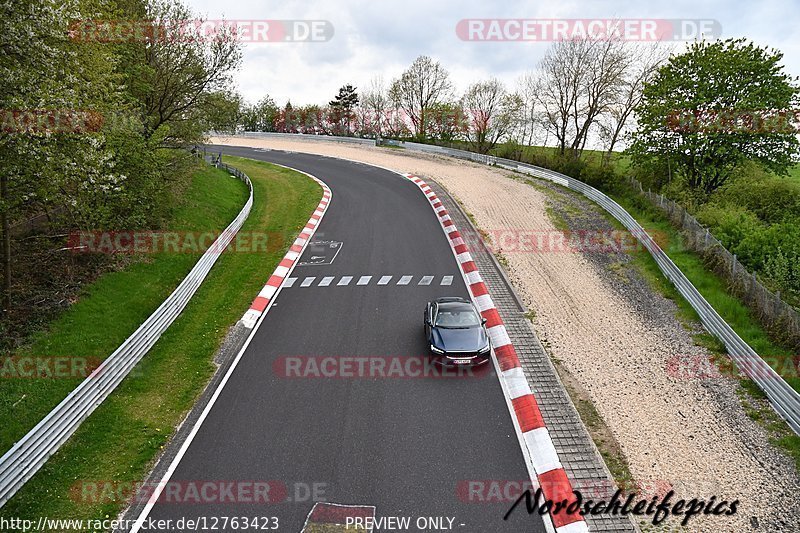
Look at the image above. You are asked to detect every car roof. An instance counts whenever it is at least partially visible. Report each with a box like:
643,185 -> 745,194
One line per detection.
434,296 -> 471,304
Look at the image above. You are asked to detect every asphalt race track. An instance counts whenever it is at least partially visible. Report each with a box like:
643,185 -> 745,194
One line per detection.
139,146 -> 548,533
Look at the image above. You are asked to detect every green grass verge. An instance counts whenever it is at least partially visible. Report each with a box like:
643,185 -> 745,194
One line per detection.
0,156 -> 320,523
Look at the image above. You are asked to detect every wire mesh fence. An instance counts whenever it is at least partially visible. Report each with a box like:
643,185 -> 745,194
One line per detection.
627,176 -> 800,351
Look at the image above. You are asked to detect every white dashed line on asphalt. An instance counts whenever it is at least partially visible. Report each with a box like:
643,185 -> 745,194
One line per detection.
283,275 -> 459,289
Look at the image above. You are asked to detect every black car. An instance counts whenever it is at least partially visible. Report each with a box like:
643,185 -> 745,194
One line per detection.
424,297 -> 491,365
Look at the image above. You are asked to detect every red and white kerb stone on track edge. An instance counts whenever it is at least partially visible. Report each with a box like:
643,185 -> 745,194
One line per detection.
240,178 -> 332,329
403,173 -> 589,533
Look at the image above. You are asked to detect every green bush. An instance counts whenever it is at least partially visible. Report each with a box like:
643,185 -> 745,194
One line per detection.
716,171 -> 800,224
657,160 -> 800,301
695,205 -> 765,252
764,247 -> 800,296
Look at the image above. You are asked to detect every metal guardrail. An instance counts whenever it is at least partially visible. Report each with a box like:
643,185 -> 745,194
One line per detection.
241,131 -> 800,435
0,160 -> 254,507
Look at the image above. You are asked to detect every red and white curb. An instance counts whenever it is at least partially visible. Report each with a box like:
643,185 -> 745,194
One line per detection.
403,173 -> 588,533
130,166 -> 332,533
240,177 -> 332,329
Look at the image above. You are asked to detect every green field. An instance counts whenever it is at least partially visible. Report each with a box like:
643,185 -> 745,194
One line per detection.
0,157 -> 320,523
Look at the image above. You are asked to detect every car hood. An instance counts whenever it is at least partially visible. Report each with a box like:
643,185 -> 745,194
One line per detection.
431,326 -> 488,353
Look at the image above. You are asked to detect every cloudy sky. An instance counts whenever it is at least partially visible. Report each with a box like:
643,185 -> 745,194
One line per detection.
185,0 -> 800,106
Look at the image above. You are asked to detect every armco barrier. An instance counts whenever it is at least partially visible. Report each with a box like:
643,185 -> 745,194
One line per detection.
240,132 -> 800,435
0,161 -> 253,507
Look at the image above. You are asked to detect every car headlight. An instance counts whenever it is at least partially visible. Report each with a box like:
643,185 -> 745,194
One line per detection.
430,345 -> 445,354
478,343 -> 491,354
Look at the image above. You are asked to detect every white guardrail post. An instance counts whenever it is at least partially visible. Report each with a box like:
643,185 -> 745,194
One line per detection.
0,158 -> 254,507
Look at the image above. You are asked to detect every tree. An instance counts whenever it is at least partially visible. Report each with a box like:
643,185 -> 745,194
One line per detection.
516,72 -> 545,148
133,0 -> 242,146
389,56 -> 453,139
462,79 -> 522,154
276,101 -> 296,132
535,36 -> 633,158
241,95 -> 279,132
598,44 -> 667,160
535,39 -> 587,156
0,0 -> 243,322
328,84 -> 358,135
360,76 -> 391,138
628,38 -> 800,194
424,101 -> 467,142
0,0 -> 102,315
201,90 -> 244,134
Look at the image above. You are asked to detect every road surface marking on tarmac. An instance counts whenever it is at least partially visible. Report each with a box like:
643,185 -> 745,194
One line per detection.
283,275 -> 458,288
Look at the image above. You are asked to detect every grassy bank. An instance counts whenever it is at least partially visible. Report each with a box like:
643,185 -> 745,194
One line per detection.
0,163 -> 248,452
0,157 -> 320,523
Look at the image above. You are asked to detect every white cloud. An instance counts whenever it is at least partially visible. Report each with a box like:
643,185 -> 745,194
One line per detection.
185,0 -> 800,106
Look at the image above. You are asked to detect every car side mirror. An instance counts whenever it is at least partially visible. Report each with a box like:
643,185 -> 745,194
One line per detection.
481,317 -> 487,325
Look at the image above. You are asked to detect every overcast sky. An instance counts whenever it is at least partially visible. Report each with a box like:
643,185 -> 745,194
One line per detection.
185,0 -> 800,106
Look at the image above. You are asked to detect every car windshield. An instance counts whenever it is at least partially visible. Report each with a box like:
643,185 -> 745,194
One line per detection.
434,303 -> 481,328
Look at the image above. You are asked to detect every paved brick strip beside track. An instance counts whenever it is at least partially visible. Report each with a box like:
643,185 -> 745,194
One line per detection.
403,174 -> 588,533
